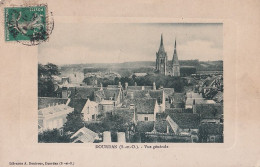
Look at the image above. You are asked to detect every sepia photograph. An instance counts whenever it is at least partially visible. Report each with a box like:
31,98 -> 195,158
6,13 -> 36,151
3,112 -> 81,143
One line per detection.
1,0 -> 260,166
38,23 -> 223,143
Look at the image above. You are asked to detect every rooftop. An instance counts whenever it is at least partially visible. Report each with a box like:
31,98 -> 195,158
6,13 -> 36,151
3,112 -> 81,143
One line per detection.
38,97 -> 68,109
38,104 -> 73,116
168,113 -> 200,129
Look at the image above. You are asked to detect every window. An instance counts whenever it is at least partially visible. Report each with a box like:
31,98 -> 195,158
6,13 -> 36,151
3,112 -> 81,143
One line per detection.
87,107 -> 89,114
144,117 -> 148,121
92,115 -> 95,120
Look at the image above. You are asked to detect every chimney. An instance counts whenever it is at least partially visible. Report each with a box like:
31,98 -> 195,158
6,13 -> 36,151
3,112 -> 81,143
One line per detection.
193,99 -> 196,114
118,81 -> 122,88
100,83 -> 103,90
125,82 -> 128,90
134,82 -> 137,86
153,82 -> 156,90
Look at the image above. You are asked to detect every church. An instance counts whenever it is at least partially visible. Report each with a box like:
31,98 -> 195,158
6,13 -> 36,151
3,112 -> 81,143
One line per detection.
155,34 -> 180,76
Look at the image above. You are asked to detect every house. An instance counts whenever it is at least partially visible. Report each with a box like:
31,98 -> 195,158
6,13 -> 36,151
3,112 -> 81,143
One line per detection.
166,113 -> 200,135
199,123 -> 223,143
99,100 -> 116,113
125,89 -> 165,113
163,88 -> 175,108
94,88 -> 123,105
133,98 -> 159,121
149,90 -> 165,112
70,127 -> 99,143
67,86 -> 100,100
169,93 -> 186,108
38,97 -> 69,109
81,99 -> 99,121
38,104 -> 74,132
68,98 -> 88,113
195,104 -> 223,124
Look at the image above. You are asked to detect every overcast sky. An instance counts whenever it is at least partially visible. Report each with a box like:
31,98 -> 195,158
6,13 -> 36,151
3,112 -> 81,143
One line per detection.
38,23 -> 222,65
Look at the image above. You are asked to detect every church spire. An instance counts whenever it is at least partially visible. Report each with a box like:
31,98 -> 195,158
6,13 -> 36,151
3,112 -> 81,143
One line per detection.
158,34 -> 165,53
172,38 -> 179,65
174,38 -> 177,54
160,34 -> 164,46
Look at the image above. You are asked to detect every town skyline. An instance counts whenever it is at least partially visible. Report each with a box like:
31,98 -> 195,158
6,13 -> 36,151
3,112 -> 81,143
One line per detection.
38,23 -> 223,65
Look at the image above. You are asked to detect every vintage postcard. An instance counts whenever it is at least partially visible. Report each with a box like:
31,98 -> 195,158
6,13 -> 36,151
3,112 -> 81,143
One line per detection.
0,0 -> 259,167
38,23 -> 223,144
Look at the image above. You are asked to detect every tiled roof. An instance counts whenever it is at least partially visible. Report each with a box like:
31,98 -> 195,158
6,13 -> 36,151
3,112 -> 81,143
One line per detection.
165,108 -> 184,113
38,104 -> 73,116
199,123 -> 223,135
203,76 -> 217,87
126,90 -> 148,99
68,98 -> 88,113
122,98 -> 157,114
163,88 -> 175,97
168,113 -> 200,129
107,85 -> 119,89
103,89 -> 120,100
143,86 -> 153,90
213,91 -> 223,103
134,98 -> 157,114
68,87 -> 99,100
196,104 -> 223,119
94,88 -> 121,101
149,90 -> 163,99
186,98 -> 205,106
127,86 -> 144,90
172,93 -> 186,102
71,127 -> 98,143
38,97 -> 68,109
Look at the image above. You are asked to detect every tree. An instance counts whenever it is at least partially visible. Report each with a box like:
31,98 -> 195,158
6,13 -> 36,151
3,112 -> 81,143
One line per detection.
38,63 -> 59,97
63,111 -> 84,133
38,129 -> 70,143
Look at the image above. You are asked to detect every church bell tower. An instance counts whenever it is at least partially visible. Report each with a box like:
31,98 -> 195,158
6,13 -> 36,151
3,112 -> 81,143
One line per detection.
156,34 -> 168,75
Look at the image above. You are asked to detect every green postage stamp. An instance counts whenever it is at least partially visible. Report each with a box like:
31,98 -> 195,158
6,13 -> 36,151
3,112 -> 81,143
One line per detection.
4,5 -> 53,45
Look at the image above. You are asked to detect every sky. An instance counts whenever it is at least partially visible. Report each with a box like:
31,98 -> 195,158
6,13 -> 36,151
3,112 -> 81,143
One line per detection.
38,23 -> 223,65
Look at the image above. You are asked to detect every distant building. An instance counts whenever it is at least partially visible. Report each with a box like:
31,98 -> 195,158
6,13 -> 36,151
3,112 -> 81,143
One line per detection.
155,34 -> 180,76
38,104 -> 73,132
131,73 -> 147,77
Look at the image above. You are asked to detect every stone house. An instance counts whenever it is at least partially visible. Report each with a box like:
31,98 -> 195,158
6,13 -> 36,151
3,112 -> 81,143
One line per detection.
81,99 -> 99,121
38,104 -> 74,132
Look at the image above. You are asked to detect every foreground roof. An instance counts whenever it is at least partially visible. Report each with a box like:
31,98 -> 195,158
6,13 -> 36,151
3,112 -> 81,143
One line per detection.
168,113 -> 200,129
38,97 -> 68,109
